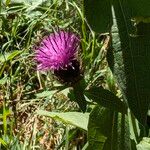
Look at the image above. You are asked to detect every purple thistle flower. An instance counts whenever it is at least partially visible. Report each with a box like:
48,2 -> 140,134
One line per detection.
35,30 -> 80,71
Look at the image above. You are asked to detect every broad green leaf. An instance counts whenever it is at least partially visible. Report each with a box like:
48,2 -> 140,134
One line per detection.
84,0 -> 113,33
137,138 -> 150,150
87,106 -> 113,150
111,112 -> 132,150
37,110 -> 89,131
110,1 -> 150,125
85,86 -> 127,113
87,105 -> 132,150
127,0 -> 150,17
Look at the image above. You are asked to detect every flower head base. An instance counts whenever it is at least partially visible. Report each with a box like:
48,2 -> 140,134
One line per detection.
35,30 -> 80,71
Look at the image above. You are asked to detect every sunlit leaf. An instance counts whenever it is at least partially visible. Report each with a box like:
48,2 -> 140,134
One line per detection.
0,138 -> 7,147
0,50 -> 22,62
37,110 -> 89,131
137,138 -> 150,150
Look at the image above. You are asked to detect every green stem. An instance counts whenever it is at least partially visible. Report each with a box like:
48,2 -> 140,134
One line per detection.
0,0 -> 1,13
65,126 -> 69,150
91,32 -> 95,62
130,112 -> 139,142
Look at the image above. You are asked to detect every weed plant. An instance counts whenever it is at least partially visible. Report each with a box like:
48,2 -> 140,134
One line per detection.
0,0 -> 110,149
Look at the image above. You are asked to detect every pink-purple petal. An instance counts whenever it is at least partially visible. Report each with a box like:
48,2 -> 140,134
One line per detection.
34,31 -> 80,71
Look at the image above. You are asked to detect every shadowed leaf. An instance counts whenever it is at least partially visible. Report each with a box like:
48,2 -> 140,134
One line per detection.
110,1 -> 150,125
84,0 -> 113,33
85,86 -> 127,113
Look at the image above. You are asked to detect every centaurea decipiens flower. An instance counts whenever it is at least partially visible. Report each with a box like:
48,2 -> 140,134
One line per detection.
35,30 -> 83,84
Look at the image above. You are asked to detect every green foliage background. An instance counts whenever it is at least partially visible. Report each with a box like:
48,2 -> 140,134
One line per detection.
84,0 -> 150,149
1,0 -> 150,149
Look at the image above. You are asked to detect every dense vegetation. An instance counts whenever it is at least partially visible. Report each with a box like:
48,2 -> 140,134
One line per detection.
0,0 -> 150,149
0,0 -> 103,149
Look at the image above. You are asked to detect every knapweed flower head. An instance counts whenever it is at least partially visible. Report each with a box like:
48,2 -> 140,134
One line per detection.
34,30 -> 83,84
35,30 -> 80,71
